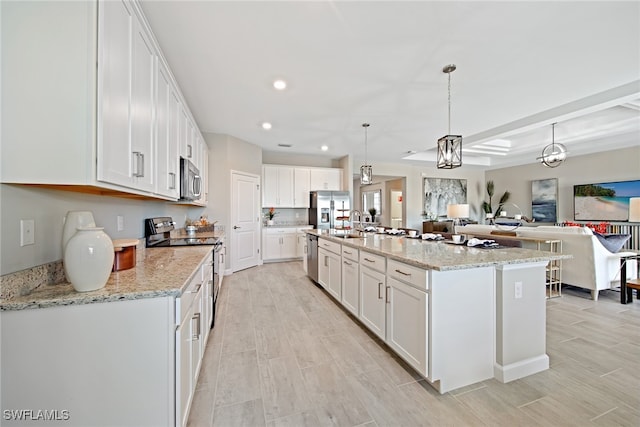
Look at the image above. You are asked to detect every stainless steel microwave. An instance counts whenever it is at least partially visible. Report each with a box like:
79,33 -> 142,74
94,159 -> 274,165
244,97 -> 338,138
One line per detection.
180,158 -> 202,201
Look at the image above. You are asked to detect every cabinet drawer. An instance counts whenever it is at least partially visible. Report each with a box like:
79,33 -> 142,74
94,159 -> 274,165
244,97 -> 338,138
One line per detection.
319,238 -> 341,255
387,258 -> 428,291
265,227 -> 296,235
359,251 -> 386,273
177,274 -> 204,324
341,246 -> 359,262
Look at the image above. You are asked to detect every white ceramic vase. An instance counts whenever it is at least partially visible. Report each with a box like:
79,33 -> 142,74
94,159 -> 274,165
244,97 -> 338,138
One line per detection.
62,211 -> 96,253
64,227 -> 114,292
267,220 -> 274,226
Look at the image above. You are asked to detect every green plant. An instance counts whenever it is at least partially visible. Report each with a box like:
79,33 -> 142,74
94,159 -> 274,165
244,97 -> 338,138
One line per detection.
266,207 -> 277,220
481,180 -> 510,214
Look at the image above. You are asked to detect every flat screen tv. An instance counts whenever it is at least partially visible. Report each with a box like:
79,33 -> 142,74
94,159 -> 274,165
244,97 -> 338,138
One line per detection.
574,179 -> 640,221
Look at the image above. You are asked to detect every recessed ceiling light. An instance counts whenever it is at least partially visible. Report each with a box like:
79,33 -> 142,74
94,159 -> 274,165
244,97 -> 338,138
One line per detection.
321,145 -> 329,151
273,79 -> 287,90
262,122 -> 272,130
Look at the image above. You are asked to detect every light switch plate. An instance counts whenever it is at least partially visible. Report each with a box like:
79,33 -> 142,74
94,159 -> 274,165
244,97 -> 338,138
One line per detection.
20,219 -> 35,246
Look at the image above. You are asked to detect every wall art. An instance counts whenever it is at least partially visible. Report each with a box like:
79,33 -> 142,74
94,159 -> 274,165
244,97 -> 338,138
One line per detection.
574,179 -> 640,221
531,178 -> 558,223
423,177 -> 467,219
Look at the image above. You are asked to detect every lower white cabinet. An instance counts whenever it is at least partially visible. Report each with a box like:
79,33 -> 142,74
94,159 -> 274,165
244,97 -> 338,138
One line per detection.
318,246 -> 341,299
263,228 -> 297,261
386,277 -> 428,377
296,227 -> 312,258
1,297 -> 175,426
341,246 -> 360,316
359,265 -> 386,340
174,254 -> 208,427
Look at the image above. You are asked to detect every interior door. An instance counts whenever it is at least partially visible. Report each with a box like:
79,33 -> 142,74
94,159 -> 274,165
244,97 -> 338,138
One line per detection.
231,171 -> 261,272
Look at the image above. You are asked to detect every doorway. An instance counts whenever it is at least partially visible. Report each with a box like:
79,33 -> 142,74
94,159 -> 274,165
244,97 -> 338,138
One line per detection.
230,171 -> 261,272
390,190 -> 403,228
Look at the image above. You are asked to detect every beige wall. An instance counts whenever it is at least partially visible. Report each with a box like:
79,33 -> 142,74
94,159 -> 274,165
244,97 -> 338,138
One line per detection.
0,185 -> 203,275
485,145 -> 640,224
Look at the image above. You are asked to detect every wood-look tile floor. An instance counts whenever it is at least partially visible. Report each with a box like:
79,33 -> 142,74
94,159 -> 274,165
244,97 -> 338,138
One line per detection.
188,261 -> 640,427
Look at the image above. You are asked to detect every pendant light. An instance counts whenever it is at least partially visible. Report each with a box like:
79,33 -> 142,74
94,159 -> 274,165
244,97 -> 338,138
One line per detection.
538,122 -> 567,168
360,123 -> 373,185
437,64 -> 462,169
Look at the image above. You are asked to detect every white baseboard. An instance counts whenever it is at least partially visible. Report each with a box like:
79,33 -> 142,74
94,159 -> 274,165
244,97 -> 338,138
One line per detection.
494,354 -> 549,383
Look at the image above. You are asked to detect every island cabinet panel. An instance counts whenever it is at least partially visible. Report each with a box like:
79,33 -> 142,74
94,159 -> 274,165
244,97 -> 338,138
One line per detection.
428,267 -> 495,393
341,254 -> 360,316
359,264 -> 386,340
317,238 -> 342,301
0,297 -> 175,426
386,277 -> 428,378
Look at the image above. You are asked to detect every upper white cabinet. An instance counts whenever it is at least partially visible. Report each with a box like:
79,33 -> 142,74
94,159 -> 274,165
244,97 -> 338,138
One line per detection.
1,0 -> 204,203
262,165 -> 342,207
293,168 -> 311,208
155,61 -> 180,199
262,165 -> 294,207
310,168 -> 342,191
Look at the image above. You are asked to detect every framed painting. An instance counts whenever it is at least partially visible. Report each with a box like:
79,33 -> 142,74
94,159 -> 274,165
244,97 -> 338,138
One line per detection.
574,179 -> 640,221
423,177 -> 467,219
531,178 -> 558,223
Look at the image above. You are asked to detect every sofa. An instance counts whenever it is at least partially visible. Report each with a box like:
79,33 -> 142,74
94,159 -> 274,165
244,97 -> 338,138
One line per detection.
456,224 -> 637,300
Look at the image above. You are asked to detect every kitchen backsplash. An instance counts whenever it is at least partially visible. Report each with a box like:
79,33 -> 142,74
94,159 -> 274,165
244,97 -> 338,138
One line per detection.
262,208 -> 310,226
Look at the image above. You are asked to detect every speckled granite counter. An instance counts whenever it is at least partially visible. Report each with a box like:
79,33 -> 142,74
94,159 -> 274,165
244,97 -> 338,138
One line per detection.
308,230 -> 570,271
0,246 -> 212,311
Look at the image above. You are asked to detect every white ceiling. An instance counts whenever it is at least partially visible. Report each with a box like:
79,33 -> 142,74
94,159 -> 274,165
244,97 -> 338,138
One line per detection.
140,0 -> 640,169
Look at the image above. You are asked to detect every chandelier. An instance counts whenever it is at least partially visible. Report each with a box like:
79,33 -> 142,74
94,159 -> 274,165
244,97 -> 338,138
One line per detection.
360,123 -> 373,185
538,122 -> 567,168
437,64 -> 462,169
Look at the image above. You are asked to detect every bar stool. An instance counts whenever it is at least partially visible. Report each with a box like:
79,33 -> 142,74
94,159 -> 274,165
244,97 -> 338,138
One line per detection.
627,278 -> 640,301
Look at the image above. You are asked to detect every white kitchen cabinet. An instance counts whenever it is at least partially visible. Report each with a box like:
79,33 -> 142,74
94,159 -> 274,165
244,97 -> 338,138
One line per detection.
98,0 -> 155,193
1,297 -> 175,426
194,139 -> 209,206
155,60 -> 180,198
341,246 -> 360,317
318,246 -> 342,300
262,228 -> 297,261
293,168 -> 311,207
262,165 -> 294,207
296,226 -> 312,258
310,168 -> 342,191
386,276 -> 428,377
359,263 -> 386,340
1,0 -> 203,202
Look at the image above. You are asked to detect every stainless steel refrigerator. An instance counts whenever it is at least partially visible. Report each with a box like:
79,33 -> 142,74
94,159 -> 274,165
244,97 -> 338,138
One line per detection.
310,191 -> 351,230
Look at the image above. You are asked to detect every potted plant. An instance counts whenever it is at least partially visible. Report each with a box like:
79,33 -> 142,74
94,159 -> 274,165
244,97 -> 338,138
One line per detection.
368,207 -> 377,223
265,207 -> 277,226
481,180 -> 510,220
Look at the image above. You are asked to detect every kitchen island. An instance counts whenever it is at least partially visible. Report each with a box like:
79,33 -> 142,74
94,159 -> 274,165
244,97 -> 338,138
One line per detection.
1,245 -> 216,427
308,230 -> 570,393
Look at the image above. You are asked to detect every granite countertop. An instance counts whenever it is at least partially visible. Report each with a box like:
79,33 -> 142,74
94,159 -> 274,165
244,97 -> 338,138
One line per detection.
0,246 -> 213,311
308,230 -> 570,271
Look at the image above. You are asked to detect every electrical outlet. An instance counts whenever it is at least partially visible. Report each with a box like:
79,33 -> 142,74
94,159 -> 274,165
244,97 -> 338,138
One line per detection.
117,215 -> 124,232
514,281 -> 523,299
20,219 -> 35,246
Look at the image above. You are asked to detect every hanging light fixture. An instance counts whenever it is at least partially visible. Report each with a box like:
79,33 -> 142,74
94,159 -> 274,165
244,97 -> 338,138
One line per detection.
360,123 -> 373,185
538,122 -> 567,168
437,64 -> 462,169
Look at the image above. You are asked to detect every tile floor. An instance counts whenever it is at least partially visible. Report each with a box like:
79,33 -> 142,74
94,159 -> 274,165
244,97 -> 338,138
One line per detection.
187,261 -> 640,426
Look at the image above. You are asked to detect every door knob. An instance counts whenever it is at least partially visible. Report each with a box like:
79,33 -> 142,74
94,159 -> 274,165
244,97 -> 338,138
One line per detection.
233,225 -> 241,229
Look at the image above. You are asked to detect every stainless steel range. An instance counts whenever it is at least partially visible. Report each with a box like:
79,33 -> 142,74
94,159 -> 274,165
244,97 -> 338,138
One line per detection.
145,217 -> 223,329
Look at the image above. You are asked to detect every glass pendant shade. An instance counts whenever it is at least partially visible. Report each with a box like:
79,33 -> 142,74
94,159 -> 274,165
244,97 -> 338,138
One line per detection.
360,164 -> 373,185
437,135 -> 462,169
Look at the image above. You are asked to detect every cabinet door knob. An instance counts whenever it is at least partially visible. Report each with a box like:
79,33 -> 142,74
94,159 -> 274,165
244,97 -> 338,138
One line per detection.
233,225 -> 241,229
